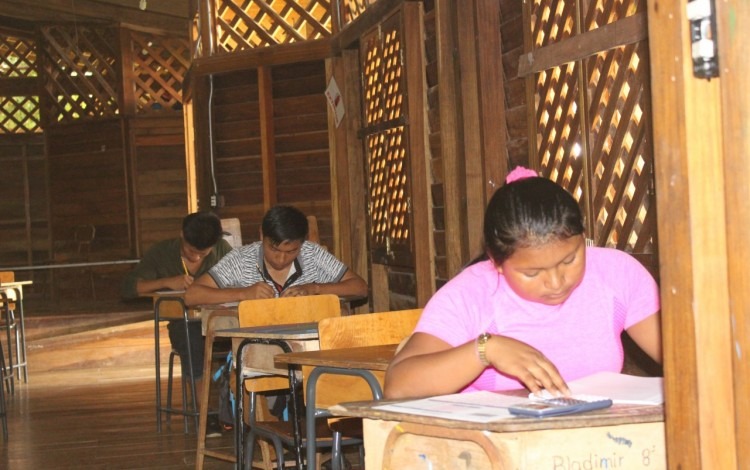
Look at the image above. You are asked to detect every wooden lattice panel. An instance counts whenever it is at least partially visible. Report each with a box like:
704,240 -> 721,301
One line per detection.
366,128 -> 410,247
536,62 -> 584,200
341,0 -> 378,25
191,13 -> 203,59
533,0 -> 655,254
529,0 -> 577,49
587,42 -> 654,252
362,32 -> 382,126
361,13 -> 410,261
0,96 -> 41,134
129,31 -> 190,114
40,25 -> 119,122
215,0 -> 332,51
0,34 -> 37,78
584,0 -> 645,31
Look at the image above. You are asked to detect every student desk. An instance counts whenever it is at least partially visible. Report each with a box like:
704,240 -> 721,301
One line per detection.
0,279 -> 33,386
196,321 -> 319,470
274,343 -> 398,470
331,399 -> 666,469
149,292 -> 201,433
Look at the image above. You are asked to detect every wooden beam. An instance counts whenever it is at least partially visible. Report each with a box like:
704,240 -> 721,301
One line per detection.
475,0 -> 507,203
0,77 -> 42,96
518,12 -> 647,77
258,66 -> 276,210
330,0 -> 403,53
190,39 -> 331,77
327,50 -> 366,282
646,0 -> 737,468
0,0 -> 188,34
436,0 -> 467,276
403,2 -> 435,305
717,0 -> 750,466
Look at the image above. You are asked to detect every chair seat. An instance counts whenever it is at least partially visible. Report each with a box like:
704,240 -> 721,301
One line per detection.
253,417 -> 362,446
246,416 -> 363,470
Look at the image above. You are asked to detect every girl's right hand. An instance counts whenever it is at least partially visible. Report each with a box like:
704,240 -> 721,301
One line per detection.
487,335 -> 570,397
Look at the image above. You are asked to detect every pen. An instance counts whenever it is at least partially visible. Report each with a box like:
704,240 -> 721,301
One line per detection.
181,257 -> 189,275
256,263 -> 279,296
255,262 -> 268,282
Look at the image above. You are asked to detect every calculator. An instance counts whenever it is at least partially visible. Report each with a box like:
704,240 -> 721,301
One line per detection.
508,395 -> 613,418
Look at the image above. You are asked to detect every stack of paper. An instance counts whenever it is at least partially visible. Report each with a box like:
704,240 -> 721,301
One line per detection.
373,372 -> 663,423
561,371 -> 663,405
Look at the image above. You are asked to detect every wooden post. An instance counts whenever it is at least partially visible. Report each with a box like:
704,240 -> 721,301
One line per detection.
646,0 -> 738,467
258,66 -> 276,209
716,0 -> 750,466
403,2 -> 435,306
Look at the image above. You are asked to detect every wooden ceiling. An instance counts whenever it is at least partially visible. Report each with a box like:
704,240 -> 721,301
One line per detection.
0,0 -> 191,35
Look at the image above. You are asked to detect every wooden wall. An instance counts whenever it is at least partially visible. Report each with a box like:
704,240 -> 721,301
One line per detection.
195,59 -> 333,248
0,134 -> 48,268
0,23 -> 191,301
129,116 -> 189,255
46,119 -> 130,258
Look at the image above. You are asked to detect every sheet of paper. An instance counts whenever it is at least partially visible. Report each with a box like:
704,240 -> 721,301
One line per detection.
564,372 -> 663,405
373,373 -> 663,423
375,391 -> 518,423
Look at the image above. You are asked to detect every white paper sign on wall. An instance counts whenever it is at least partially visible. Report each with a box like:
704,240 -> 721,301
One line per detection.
325,77 -> 345,128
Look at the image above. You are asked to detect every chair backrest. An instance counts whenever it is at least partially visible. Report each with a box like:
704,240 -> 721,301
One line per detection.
306,215 -> 320,245
237,294 -> 341,328
317,308 -> 422,349
0,271 -> 16,306
220,217 -> 242,249
237,294 -> 342,383
307,308 -> 422,408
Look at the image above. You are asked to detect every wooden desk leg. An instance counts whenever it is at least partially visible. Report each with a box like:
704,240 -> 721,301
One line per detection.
154,307 -> 161,432
195,330 -> 215,470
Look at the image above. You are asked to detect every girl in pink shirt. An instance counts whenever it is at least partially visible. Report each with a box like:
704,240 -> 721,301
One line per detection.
385,168 -> 662,399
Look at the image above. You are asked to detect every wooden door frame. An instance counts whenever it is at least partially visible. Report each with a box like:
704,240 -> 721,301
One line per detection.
647,0 -> 749,467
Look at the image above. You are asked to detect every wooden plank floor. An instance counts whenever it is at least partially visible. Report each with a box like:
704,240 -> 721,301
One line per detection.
1,366 -> 236,469
1,299 -> 237,470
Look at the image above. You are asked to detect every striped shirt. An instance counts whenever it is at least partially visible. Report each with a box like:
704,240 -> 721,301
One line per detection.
208,241 -> 347,296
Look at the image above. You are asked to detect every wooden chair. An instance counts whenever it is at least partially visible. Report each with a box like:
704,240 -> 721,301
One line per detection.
0,271 -> 19,394
153,296 -> 199,433
303,309 -> 422,470
221,217 -> 243,249
236,294 -> 342,470
246,308 -> 422,470
0,334 -> 7,440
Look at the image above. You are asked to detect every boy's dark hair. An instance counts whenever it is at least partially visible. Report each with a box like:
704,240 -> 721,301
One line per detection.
182,212 -> 223,250
483,177 -> 584,264
261,205 -> 309,245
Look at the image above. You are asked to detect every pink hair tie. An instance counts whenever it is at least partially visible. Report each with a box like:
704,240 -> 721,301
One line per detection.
505,166 -> 538,184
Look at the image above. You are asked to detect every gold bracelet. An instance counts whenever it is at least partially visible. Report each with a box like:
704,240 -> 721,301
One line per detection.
476,332 -> 492,366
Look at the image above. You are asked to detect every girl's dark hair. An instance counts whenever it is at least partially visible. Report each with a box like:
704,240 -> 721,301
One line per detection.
483,177 -> 584,264
182,212 -> 223,250
262,205 -> 309,245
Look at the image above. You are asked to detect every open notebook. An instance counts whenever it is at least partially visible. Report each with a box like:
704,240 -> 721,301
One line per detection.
374,372 -> 663,423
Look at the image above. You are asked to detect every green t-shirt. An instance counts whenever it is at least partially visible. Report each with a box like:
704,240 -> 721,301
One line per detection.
121,237 -> 233,299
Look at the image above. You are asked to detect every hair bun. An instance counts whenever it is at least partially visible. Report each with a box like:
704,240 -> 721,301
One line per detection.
505,166 -> 538,184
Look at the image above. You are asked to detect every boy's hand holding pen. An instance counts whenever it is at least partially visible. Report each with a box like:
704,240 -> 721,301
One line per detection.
253,263 -> 279,299
179,257 -> 194,290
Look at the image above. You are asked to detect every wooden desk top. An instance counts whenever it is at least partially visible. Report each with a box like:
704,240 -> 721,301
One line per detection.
274,343 -> 398,371
217,322 -> 319,340
0,280 -> 33,288
331,398 -> 664,433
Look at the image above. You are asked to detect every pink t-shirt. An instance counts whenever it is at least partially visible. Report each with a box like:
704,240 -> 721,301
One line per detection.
414,247 -> 660,392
